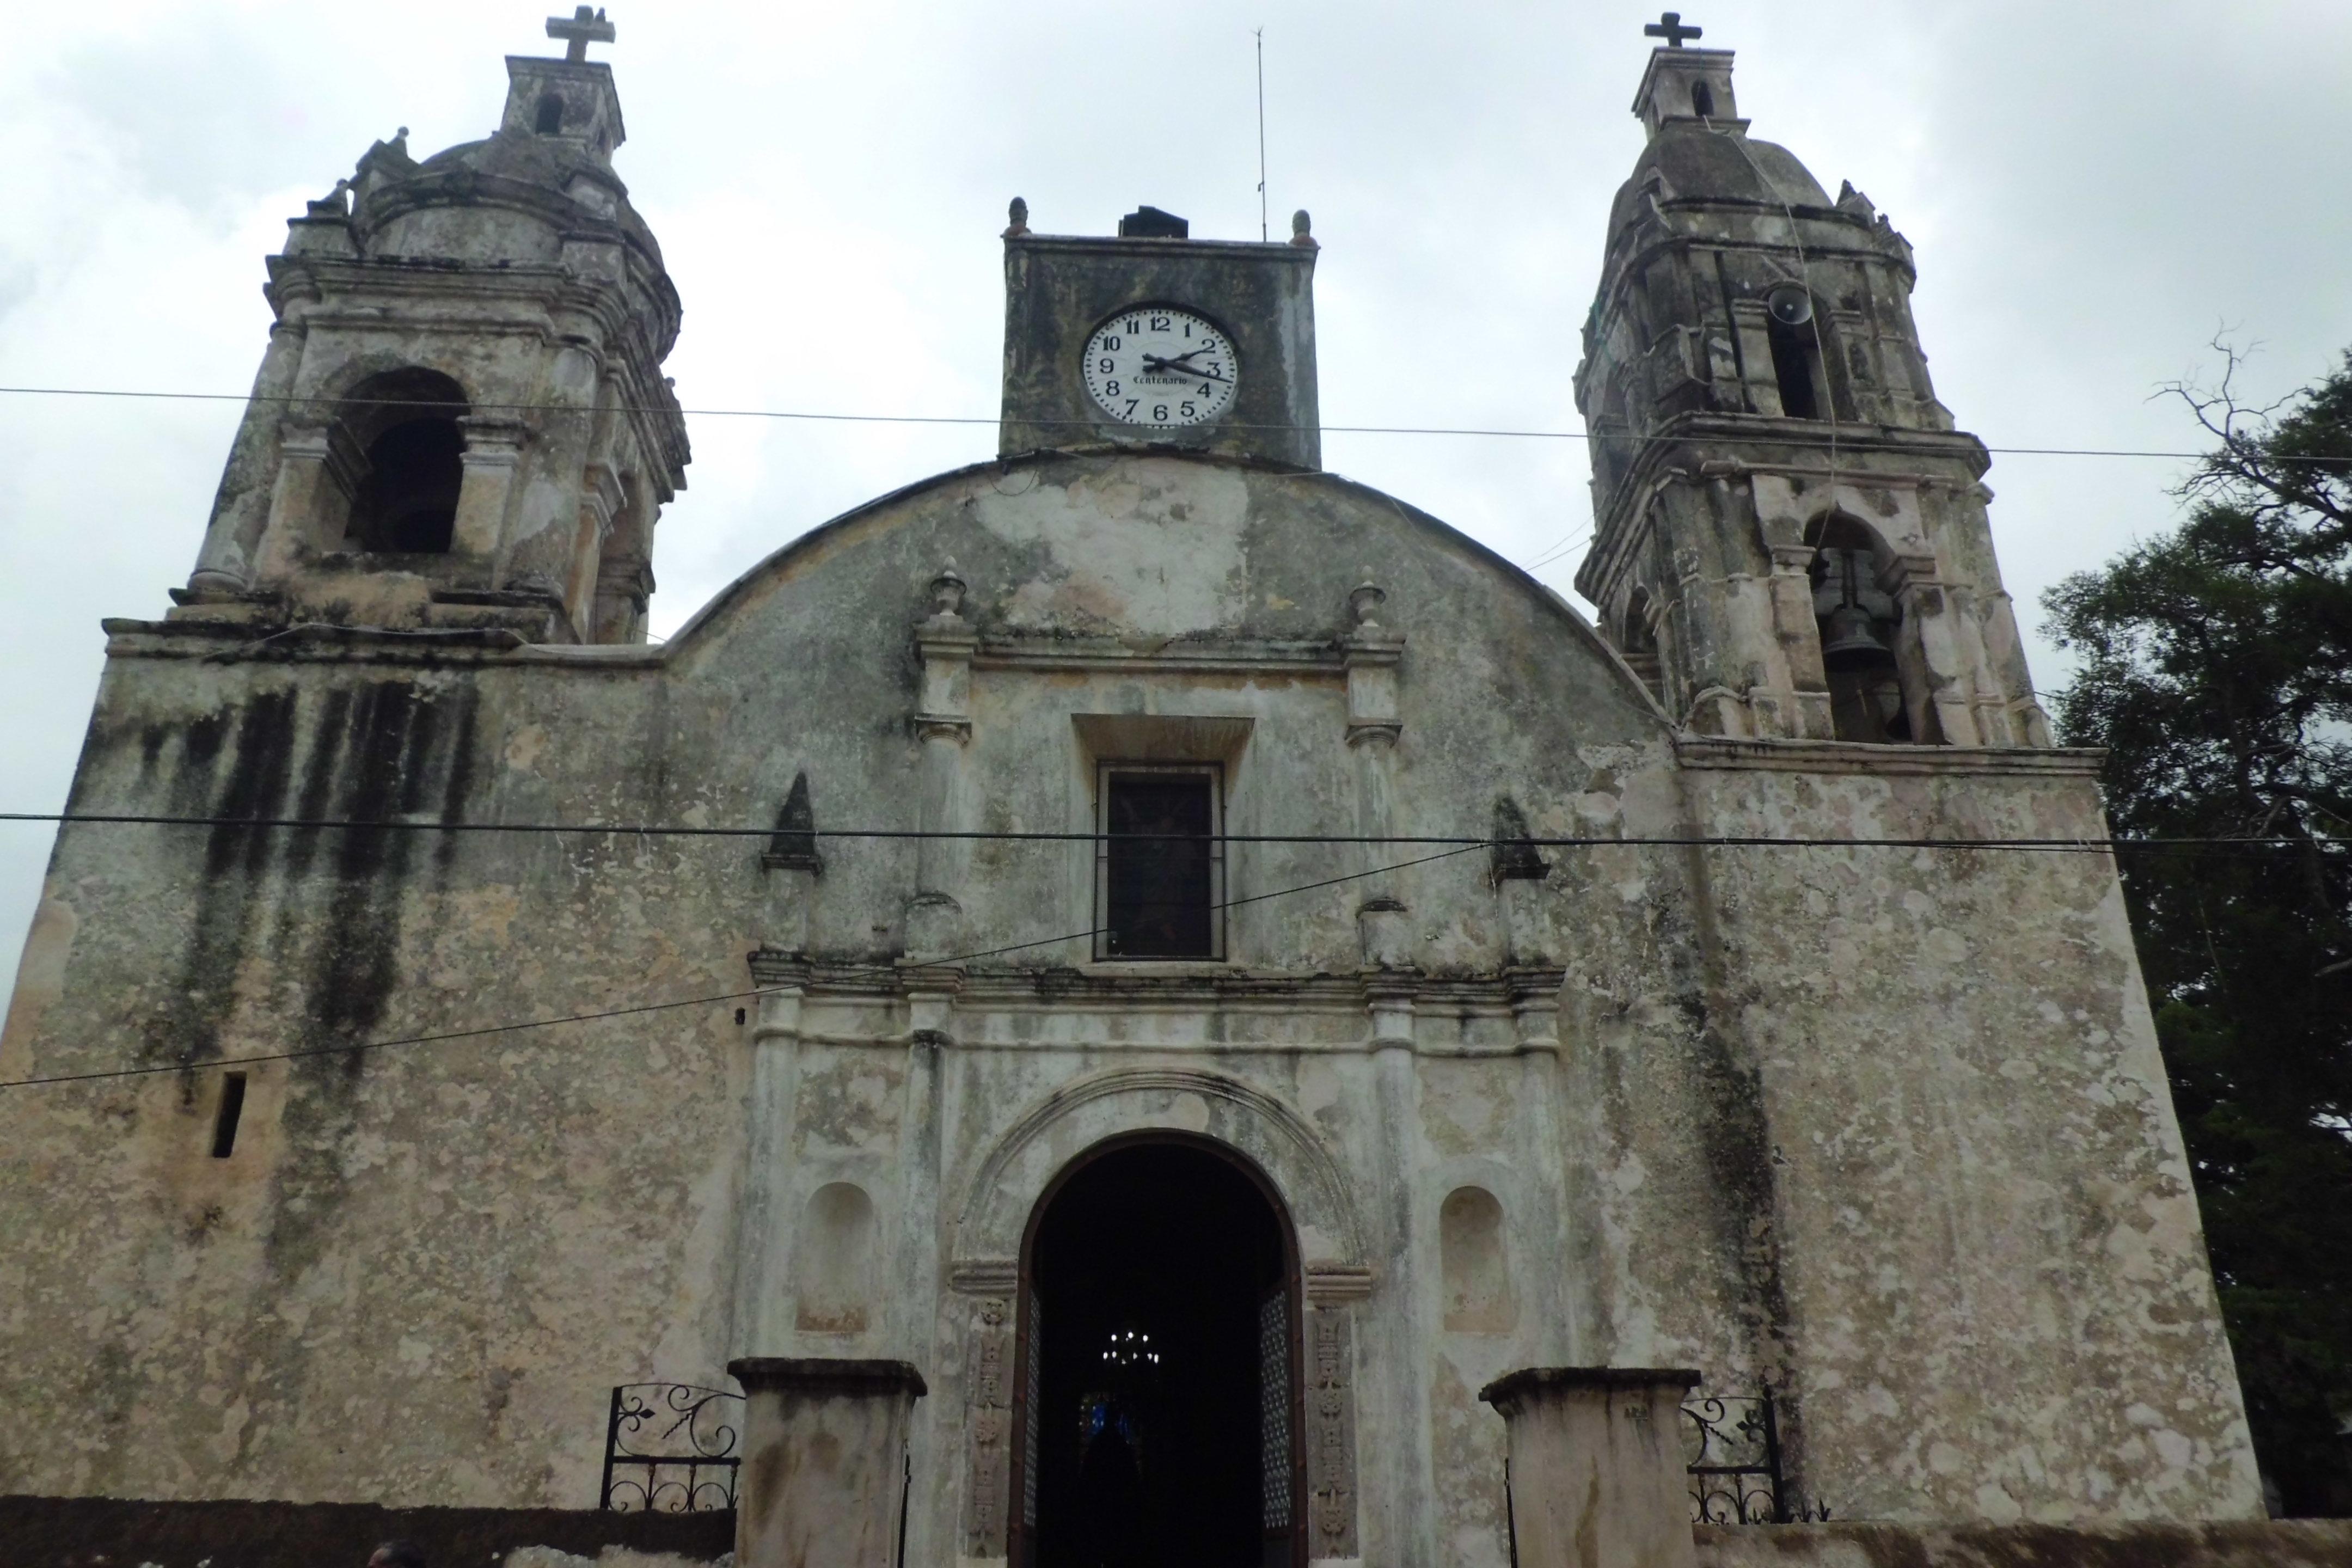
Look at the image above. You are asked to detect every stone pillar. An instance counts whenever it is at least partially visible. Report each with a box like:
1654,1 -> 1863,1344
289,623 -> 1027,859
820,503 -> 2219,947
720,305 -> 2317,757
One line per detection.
592,468 -> 655,644
1889,564 -> 1982,746
562,457 -> 625,640
446,414 -> 527,572
252,417 -> 362,581
1480,1367 -> 1701,1568
1343,583 -> 1410,969
907,565 -> 975,961
1766,541 -> 1833,739
497,345 -> 603,604
729,1357 -> 927,1568
733,976 -> 806,1356
189,317 -> 309,597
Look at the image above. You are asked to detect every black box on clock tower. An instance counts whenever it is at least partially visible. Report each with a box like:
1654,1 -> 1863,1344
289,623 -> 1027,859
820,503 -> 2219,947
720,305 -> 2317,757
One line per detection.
999,213 -> 1320,470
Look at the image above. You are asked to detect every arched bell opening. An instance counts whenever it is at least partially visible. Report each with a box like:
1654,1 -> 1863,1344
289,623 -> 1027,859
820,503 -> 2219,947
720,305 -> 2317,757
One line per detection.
1807,514 -> 1912,743
338,368 -> 469,555
1009,1134 -> 1305,1568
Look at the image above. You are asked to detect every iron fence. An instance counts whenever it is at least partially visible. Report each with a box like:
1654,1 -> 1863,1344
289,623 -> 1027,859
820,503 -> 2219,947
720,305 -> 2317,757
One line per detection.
598,1382 -> 744,1513
1681,1387 -> 1830,1524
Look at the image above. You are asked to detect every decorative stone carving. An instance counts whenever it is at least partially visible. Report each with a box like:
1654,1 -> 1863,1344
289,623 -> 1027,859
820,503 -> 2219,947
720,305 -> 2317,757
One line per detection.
962,1295 -> 1015,1555
1304,1307 -> 1359,1557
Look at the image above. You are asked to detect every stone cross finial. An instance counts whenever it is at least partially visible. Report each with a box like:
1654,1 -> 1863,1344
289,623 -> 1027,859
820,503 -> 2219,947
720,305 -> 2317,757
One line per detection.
547,5 -> 616,62
1644,10 -> 1703,46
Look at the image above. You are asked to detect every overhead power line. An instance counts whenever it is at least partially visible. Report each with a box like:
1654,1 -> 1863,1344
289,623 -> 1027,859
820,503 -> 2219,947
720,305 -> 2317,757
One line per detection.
0,384 -> 2309,463
0,808 -> 2341,855
1,816 -> 2336,1091
0,842 -> 1486,1092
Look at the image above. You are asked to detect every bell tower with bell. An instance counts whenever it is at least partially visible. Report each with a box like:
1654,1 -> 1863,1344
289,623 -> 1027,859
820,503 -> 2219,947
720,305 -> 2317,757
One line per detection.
1573,18 -> 2049,747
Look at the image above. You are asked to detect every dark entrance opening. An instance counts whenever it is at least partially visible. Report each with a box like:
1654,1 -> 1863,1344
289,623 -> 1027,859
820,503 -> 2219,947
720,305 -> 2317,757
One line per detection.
1015,1139 -> 1301,1568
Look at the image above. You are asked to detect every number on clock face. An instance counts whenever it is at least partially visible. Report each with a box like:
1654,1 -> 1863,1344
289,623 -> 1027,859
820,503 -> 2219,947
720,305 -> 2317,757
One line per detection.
1082,307 -> 1239,427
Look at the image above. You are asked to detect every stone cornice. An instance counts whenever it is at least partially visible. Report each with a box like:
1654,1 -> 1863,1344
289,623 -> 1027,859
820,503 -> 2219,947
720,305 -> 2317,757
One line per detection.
101,615 -> 677,667
746,951 -> 1566,1014
971,633 -> 1345,676
1674,736 -> 2104,776
1576,416 -> 1990,603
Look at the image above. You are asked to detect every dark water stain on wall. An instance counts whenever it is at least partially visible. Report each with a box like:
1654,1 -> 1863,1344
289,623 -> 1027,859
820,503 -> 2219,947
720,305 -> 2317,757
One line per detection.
1661,860 -> 1806,1499
144,690 -> 301,1095
248,678 -> 476,1398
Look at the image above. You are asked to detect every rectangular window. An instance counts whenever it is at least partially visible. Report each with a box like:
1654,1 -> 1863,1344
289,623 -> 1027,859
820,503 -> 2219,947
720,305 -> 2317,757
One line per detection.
1097,764 -> 1223,960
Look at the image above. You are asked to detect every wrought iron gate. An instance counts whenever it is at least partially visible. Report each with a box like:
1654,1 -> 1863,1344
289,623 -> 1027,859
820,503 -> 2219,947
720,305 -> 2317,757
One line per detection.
598,1382 -> 743,1512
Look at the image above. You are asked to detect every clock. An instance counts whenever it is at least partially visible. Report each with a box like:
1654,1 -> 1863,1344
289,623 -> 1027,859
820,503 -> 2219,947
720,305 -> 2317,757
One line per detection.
1082,307 -> 1239,427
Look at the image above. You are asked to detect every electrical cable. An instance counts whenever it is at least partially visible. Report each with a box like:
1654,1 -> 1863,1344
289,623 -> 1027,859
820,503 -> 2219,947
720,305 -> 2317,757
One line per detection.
0,843 -> 1487,1091
0,808 -> 2341,854
0,384 -> 2320,463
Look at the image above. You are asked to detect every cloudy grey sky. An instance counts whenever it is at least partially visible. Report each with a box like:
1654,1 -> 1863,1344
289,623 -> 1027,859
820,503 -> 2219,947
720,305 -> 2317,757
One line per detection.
4,1 -> 2350,1000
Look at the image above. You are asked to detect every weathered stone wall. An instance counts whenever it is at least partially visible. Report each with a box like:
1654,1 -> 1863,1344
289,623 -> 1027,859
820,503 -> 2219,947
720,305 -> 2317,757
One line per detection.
0,450 -> 2259,1561
1693,1519 -> 2352,1566
1674,740 -> 2262,1523
0,1493 -> 731,1568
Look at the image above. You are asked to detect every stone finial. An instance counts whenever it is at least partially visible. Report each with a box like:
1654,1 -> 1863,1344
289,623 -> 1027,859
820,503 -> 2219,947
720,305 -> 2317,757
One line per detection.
929,562 -> 968,620
307,179 -> 352,219
1348,582 -> 1387,628
1491,797 -> 1550,882
1836,179 -> 1875,218
764,771 -> 823,874
1003,197 -> 1030,238
1289,209 -> 1318,249
390,126 -> 409,157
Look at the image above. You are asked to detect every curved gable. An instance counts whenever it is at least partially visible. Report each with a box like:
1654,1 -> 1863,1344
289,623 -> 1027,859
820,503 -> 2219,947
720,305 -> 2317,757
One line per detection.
661,449 -> 1665,728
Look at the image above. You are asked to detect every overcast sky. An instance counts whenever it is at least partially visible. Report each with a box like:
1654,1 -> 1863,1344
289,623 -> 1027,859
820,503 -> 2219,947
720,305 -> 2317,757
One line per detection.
4,1 -> 2351,1003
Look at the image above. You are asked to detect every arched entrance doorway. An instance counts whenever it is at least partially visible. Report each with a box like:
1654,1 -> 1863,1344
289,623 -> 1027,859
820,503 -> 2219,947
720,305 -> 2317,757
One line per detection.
1010,1136 -> 1304,1567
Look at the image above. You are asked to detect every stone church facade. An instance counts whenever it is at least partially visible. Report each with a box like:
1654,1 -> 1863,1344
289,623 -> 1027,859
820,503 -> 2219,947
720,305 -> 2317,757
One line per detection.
0,16 -> 2271,1567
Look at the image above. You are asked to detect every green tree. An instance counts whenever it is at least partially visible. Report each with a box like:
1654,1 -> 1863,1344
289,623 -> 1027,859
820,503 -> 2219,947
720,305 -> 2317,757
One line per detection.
2044,345 -> 2352,1516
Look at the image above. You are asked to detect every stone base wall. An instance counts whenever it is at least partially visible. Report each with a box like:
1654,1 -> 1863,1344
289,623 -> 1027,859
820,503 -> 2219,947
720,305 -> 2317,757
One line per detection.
1693,1520 -> 2352,1567
0,1494 -> 731,1568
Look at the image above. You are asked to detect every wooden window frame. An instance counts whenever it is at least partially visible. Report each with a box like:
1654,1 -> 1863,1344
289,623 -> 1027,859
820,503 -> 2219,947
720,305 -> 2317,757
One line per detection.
1092,761 -> 1226,963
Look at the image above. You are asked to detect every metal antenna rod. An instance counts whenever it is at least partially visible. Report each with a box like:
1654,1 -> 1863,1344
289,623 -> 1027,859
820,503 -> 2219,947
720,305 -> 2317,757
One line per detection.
1255,27 -> 1269,241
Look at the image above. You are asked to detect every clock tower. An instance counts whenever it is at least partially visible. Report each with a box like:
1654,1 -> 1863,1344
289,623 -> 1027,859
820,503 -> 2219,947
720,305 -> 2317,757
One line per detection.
997,201 -> 1323,469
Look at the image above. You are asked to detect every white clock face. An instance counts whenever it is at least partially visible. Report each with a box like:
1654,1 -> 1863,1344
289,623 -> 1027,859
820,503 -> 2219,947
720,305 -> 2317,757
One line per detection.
1082,308 -> 1239,427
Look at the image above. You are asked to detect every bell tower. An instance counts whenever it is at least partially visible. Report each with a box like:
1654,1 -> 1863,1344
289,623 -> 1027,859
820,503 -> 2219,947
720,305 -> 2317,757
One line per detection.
177,7 -> 689,645
1573,24 -> 2048,746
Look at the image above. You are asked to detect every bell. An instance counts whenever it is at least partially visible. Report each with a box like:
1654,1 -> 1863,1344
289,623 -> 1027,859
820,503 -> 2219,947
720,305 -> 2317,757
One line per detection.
1819,602 -> 1894,671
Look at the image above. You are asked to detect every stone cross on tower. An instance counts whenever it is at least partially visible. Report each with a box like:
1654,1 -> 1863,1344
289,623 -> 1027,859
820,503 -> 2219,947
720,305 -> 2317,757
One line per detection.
547,5 -> 616,62
1643,10 -> 1703,47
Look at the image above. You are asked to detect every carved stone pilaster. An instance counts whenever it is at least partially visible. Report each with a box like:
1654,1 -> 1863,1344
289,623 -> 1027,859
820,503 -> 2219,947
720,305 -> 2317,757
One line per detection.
1304,1306 -> 1361,1558
1343,583 -> 1411,969
961,1294 -> 1016,1556
452,414 -> 529,566
909,564 -> 975,960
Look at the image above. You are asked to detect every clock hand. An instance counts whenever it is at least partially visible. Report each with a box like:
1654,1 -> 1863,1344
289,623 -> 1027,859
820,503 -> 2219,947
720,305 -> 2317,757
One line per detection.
1142,356 -> 1230,384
